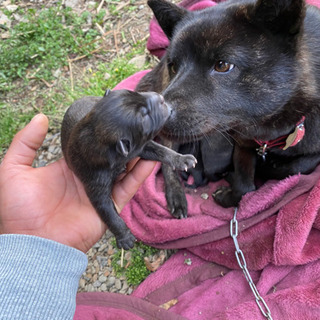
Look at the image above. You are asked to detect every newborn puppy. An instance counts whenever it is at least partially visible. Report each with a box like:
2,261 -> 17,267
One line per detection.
61,89 -> 196,249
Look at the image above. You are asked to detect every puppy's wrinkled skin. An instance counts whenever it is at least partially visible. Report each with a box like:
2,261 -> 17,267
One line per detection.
61,90 -> 196,249
138,0 -> 320,208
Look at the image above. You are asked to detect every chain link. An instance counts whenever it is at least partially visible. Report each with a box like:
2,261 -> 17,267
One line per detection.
230,208 -> 273,320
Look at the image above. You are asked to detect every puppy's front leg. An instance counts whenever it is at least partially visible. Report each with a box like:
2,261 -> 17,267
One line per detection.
140,140 -> 197,171
140,140 -> 196,219
213,145 -> 256,207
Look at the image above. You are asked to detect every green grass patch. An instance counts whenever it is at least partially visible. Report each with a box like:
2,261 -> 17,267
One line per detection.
0,4 -> 103,91
111,241 -> 159,286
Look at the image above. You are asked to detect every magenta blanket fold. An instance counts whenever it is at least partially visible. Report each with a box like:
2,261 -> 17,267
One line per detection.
75,0 -> 320,319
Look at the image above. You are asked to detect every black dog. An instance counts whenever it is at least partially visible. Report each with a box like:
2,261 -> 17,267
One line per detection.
138,0 -> 320,209
61,89 -> 196,249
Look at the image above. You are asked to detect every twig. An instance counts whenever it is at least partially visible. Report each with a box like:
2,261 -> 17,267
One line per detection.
119,17 -> 134,29
68,57 -> 74,92
78,30 -> 112,49
141,34 -> 150,42
116,1 -> 131,11
68,46 -> 104,62
97,0 -> 105,13
120,248 -> 124,268
129,27 -> 136,44
95,23 -> 105,36
40,78 -> 55,88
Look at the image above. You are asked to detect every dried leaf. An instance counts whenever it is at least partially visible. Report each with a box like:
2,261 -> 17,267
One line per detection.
144,252 -> 166,272
160,299 -> 178,310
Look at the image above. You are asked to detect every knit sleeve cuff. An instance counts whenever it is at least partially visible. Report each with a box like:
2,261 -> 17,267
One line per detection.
0,234 -> 88,320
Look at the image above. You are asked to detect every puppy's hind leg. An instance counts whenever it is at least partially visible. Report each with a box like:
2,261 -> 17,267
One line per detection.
84,170 -> 136,250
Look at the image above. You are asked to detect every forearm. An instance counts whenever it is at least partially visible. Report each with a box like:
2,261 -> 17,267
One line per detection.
0,234 -> 88,320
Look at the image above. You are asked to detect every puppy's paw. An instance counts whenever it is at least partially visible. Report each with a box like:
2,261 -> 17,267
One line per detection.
115,230 -> 136,250
166,188 -> 188,219
212,186 -> 241,208
173,154 -> 197,172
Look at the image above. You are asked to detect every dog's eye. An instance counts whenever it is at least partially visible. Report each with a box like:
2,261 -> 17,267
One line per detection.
214,61 -> 235,73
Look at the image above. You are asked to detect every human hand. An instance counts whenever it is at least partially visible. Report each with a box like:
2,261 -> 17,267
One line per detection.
0,114 -> 156,252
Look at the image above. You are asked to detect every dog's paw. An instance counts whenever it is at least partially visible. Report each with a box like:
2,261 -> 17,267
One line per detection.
115,229 -> 136,250
173,154 -> 197,172
212,186 -> 241,208
166,188 -> 188,219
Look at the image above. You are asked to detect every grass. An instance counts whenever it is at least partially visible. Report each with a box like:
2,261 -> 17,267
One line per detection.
0,5 -> 104,91
0,55 -> 145,155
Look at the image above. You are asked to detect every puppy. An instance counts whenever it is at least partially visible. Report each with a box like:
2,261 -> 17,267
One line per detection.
61,89 -> 196,249
138,0 -> 320,208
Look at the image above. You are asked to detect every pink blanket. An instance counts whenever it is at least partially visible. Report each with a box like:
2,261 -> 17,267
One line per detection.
75,0 -> 320,319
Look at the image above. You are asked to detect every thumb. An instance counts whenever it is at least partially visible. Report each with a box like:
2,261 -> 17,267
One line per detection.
3,114 -> 49,167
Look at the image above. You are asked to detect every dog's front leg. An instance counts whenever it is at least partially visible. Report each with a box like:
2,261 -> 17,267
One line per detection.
140,140 -> 197,219
213,144 -> 256,207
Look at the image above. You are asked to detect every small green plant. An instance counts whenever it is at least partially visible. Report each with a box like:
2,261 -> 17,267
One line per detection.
111,240 -> 159,286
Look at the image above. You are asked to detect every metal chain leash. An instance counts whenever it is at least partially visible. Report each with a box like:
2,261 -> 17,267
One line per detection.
230,207 -> 273,320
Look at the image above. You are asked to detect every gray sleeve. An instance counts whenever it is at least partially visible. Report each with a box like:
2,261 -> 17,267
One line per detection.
0,234 -> 88,320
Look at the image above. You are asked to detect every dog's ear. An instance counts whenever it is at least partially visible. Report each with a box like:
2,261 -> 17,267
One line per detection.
116,139 -> 131,157
148,0 -> 187,39
252,0 -> 305,35
104,89 -> 111,97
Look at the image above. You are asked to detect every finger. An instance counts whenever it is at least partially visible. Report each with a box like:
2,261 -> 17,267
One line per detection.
115,158 -> 140,182
126,157 -> 140,172
112,160 -> 157,212
3,114 -> 49,167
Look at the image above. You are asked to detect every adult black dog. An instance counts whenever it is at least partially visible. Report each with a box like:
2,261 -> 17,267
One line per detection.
137,0 -> 320,211
61,89 -> 196,249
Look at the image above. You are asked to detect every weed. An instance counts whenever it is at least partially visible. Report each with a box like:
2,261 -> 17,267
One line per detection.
111,240 -> 159,286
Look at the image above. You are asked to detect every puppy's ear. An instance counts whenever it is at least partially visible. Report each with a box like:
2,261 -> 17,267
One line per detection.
148,0 -> 187,39
116,139 -> 131,157
104,89 -> 111,97
252,0 -> 305,35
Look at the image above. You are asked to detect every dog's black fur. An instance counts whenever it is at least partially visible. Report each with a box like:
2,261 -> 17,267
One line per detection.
137,0 -> 320,209
61,89 -> 196,249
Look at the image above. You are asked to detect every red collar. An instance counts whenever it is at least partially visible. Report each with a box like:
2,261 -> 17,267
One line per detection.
255,116 -> 305,159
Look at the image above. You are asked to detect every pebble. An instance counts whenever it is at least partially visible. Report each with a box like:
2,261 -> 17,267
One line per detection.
99,275 -> 107,283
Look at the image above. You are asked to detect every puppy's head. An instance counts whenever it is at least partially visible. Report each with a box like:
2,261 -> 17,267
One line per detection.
148,0 -> 306,142
92,89 -> 170,157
